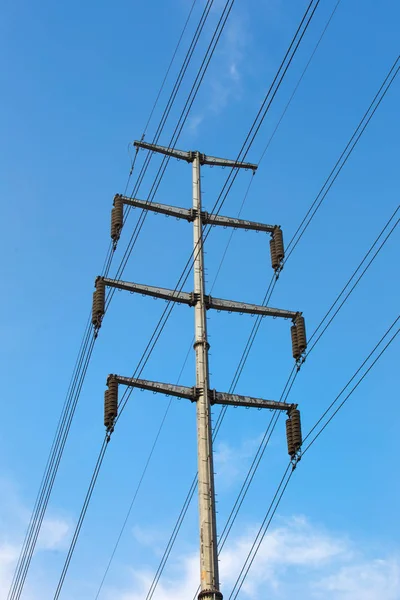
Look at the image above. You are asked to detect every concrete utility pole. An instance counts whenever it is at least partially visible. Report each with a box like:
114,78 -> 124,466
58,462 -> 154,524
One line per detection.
192,151 -> 220,595
93,141 -> 307,600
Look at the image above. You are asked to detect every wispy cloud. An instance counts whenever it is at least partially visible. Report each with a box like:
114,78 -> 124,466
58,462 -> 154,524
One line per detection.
187,9 -> 250,134
107,515 -> 400,600
214,435 -> 262,488
0,477 -> 71,597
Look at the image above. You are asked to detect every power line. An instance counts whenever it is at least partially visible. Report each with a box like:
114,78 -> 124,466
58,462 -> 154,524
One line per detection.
302,315 -> 400,454
93,341 -> 193,600
53,437 -> 109,600
284,53 -> 400,260
228,316 -> 399,599
185,202 -> 400,600
216,203 -> 399,557
133,4 -> 325,595
43,5 -> 240,597
7,4 -> 217,598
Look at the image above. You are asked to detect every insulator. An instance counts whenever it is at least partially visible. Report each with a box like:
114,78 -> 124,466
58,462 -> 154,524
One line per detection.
273,226 -> 284,261
111,196 -> 123,241
291,325 -> 300,360
295,315 -> 307,353
92,277 -> 105,327
286,418 -> 295,456
290,409 -> 302,452
104,378 -> 118,430
270,238 -> 279,270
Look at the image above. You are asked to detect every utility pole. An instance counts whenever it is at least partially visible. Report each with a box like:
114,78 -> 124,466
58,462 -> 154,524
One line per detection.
93,142 -> 307,600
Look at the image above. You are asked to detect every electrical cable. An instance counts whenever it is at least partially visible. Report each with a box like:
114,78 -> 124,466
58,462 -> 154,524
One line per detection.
217,203 -> 400,551
126,2 -> 336,600
53,436 -> 109,600
302,314 -> 400,454
228,315 -> 399,599
92,341 -> 193,600
284,53 -> 400,260
142,0 -> 199,136
189,204 -> 399,599
7,3 -> 216,597
228,464 -> 293,600
44,8 -> 240,595
136,38 -> 399,600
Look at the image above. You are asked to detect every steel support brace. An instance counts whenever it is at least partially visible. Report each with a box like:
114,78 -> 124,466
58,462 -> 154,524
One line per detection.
202,213 -> 275,233
113,376 -> 196,400
119,196 -> 194,221
103,278 -> 194,305
211,390 -> 296,412
206,296 -> 298,319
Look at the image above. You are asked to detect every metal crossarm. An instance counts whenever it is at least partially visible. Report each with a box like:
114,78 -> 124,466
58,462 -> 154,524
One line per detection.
134,140 -> 257,171
211,390 -> 296,412
103,278 -> 194,305
206,296 -> 298,319
134,140 -> 192,162
113,376 -> 196,401
199,153 -> 257,170
202,213 -> 275,232
119,195 -> 194,221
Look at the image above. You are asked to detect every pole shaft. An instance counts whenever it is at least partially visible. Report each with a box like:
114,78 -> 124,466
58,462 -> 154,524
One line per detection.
193,153 -> 221,598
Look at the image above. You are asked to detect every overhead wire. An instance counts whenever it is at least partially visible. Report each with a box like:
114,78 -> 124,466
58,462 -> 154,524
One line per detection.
228,314 -> 400,599
206,202 -> 400,590
103,23 -> 400,600
92,340 -> 194,600
284,53 -> 400,261
7,4 -> 216,599
50,3 -> 322,593
46,2 -> 242,597
46,3 -> 398,597
130,3 -> 328,596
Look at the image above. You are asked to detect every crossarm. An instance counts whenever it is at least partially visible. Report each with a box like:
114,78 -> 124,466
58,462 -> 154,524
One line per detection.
206,296 -> 298,319
202,213 -> 274,232
103,278 -> 194,305
212,391 -> 296,412
120,196 -> 193,221
113,376 -> 196,400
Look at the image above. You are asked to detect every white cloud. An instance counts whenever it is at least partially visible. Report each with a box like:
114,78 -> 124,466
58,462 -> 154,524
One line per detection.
187,10 -> 250,134
214,435 -> 262,488
0,478 -> 71,598
107,516 -> 400,600
37,517 -> 70,551
315,558 -> 400,600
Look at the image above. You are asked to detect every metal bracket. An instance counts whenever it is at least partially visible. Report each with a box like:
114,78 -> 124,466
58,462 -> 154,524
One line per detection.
202,212 -> 274,233
103,278 -> 195,306
120,196 -> 194,221
211,390 -> 296,412
113,376 -> 197,401
134,140 -> 257,171
205,295 -> 298,319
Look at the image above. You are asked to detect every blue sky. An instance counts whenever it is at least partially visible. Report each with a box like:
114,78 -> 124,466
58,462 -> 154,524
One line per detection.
1,0 -> 399,598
